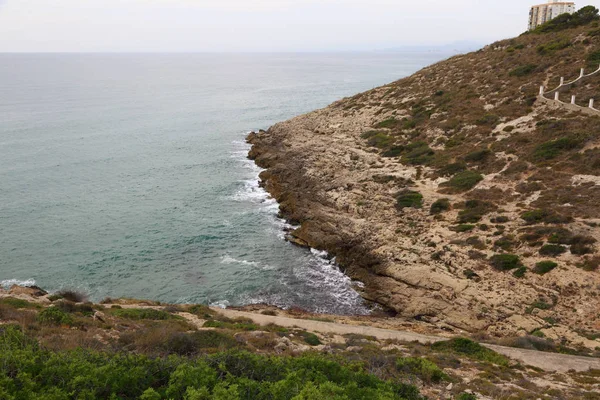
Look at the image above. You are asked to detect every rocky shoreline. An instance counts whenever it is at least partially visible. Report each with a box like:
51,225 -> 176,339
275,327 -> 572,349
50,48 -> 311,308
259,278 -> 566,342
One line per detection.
245,25 -> 600,350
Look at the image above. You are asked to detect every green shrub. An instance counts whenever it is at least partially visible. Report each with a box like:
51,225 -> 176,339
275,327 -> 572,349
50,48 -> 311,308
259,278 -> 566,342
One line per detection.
111,308 -> 176,321
396,357 -> 446,384
458,200 -> 495,223
533,137 -> 582,160
381,146 -> 404,157
494,236 -> 516,251
537,38 -> 571,55
451,224 -> 476,233
509,64 -> 537,77
530,6 -> 599,33
0,326 -> 422,400
521,209 -> 572,224
534,261 -> 558,274
513,266 -> 527,278
457,393 -> 477,400
430,198 -> 451,214
445,171 -> 484,192
364,132 -> 394,149
0,297 -> 38,309
439,162 -> 467,176
577,257 -> 600,271
402,141 -> 435,165
432,338 -> 509,366
37,307 -> 74,326
303,332 -> 322,346
375,118 -> 399,129
490,254 -> 522,271
203,320 -> 259,331
475,114 -> 500,126
539,244 -> 567,257
465,149 -> 492,162
588,50 -> 600,67
396,190 -> 424,210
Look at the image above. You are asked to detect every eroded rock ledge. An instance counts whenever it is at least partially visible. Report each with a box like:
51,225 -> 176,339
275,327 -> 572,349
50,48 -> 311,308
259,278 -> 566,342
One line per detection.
246,23 -> 600,349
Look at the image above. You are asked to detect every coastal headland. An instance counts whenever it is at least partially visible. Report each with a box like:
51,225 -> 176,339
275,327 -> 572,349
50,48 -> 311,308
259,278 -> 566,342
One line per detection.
247,12 -> 600,350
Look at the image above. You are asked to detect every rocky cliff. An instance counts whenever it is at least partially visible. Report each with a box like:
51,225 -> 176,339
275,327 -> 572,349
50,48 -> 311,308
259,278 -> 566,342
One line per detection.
248,11 -> 600,349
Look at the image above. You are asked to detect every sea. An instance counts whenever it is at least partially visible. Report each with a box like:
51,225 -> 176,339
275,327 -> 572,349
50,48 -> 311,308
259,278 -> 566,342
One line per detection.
0,52 -> 448,314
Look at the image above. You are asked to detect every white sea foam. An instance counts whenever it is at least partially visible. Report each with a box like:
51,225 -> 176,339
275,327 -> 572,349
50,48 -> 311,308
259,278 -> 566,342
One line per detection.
1,278 -> 36,289
210,300 -> 230,309
221,255 -> 259,266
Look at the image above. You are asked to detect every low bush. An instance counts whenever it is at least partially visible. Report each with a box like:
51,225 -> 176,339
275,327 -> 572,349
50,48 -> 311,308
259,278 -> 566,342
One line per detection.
534,261 -> 558,274
475,114 -> 500,126
396,357 -> 446,384
111,308 -> 177,321
396,190 -> 424,210
509,64 -> 537,77
0,325 -> 422,400
570,243 -> 594,255
55,290 -> 88,303
465,149 -> 492,163
451,224 -> 476,233
37,306 -> 74,326
444,171 -> 484,192
539,244 -> 567,257
438,162 -> 466,176
302,332 -> 322,346
432,337 -> 509,366
521,209 -> 573,225
430,198 -> 451,214
530,6 -> 599,33
533,137 -> 582,160
402,141 -> 435,165
577,256 -> 600,271
375,118 -> 399,129
537,38 -> 571,55
490,254 -> 522,271
589,50 -> 600,67
458,200 -> 496,223
494,236 -> 516,251
361,131 -> 393,149
0,297 -> 38,309
513,266 -> 528,278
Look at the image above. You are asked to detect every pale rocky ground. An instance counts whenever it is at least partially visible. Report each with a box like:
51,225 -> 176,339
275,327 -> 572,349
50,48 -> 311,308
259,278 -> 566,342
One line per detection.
247,49 -> 600,351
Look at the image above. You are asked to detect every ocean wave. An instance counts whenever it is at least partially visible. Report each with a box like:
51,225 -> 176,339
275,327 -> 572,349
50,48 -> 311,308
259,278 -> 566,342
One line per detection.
1,278 -> 36,289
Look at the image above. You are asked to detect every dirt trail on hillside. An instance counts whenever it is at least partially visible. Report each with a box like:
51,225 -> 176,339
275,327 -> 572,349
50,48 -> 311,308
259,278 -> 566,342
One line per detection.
212,308 -> 600,373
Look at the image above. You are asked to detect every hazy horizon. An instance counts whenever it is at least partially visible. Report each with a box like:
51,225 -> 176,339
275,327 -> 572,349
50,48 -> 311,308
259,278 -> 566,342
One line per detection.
2,0 -> 599,53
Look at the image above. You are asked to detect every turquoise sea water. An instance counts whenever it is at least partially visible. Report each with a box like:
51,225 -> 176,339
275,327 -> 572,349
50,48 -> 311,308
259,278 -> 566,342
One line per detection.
0,53 -> 447,314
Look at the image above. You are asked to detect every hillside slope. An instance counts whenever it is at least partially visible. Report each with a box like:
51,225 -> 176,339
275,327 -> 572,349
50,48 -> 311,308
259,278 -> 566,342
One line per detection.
248,9 -> 600,349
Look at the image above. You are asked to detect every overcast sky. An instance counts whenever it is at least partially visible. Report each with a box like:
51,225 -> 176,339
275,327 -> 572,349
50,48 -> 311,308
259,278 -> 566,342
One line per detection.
1,0 -> 599,52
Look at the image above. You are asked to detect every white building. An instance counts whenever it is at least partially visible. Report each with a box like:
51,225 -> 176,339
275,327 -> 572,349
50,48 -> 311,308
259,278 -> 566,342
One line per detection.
528,0 -> 576,30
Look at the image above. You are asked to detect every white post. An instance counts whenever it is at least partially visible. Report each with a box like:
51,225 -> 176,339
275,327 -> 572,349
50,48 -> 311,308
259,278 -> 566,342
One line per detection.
539,86 -> 545,95
555,92 -> 560,101
571,95 -> 576,104
560,77 -> 564,85
590,99 -> 595,109
580,68 -> 585,78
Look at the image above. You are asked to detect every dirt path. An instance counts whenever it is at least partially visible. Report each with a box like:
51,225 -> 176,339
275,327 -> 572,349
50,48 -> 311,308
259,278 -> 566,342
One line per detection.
212,308 -> 600,373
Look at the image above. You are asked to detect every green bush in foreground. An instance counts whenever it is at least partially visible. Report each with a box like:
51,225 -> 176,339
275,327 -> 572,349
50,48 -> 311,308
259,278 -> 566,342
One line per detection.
0,325 -> 423,400
396,357 -> 447,384
37,306 -> 74,326
432,338 -> 509,366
